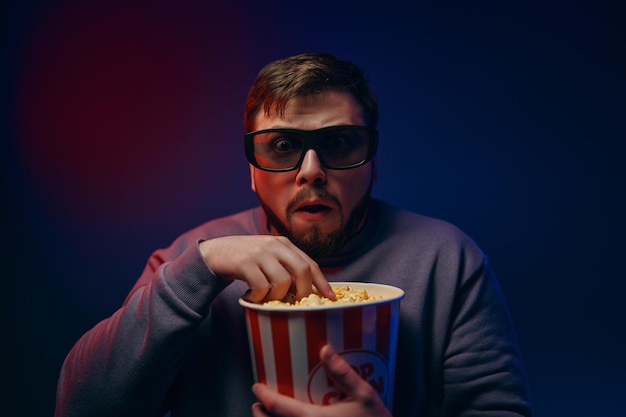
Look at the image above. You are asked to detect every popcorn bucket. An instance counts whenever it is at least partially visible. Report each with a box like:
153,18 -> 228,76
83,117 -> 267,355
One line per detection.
239,282 -> 404,410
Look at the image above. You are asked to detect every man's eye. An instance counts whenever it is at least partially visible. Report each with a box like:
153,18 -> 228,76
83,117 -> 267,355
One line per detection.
324,134 -> 352,150
273,138 -> 300,153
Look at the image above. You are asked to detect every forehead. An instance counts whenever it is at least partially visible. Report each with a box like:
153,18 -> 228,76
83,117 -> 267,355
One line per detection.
253,90 -> 365,131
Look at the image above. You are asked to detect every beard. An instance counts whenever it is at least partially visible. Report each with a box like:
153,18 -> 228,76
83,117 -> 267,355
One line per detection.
258,181 -> 373,259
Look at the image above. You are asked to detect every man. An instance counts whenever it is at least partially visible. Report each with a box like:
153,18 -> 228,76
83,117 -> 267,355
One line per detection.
55,53 -> 532,417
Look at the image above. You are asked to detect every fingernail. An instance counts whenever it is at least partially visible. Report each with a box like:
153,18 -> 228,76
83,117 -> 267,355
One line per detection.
320,344 -> 335,360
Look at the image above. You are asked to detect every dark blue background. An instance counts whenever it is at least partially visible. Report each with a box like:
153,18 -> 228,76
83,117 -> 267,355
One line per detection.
3,1 -> 624,416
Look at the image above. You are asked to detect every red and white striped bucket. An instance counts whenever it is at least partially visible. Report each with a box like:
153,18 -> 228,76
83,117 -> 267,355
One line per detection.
239,282 -> 404,410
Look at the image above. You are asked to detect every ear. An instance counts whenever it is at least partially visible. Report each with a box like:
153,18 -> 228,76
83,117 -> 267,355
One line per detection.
249,165 -> 257,192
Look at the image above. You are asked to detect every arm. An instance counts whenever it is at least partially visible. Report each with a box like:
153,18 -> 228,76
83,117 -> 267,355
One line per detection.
54,240 -> 227,417
55,234 -> 333,417
442,258 -> 532,417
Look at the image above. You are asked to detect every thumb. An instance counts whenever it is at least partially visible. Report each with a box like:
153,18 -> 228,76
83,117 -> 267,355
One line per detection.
319,345 -> 369,400
319,345 -> 392,416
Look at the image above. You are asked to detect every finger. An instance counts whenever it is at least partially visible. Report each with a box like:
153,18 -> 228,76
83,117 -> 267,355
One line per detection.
244,259 -> 291,303
241,265 -> 274,304
313,277 -> 336,301
258,258 -> 294,302
294,253 -> 335,300
275,237 -> 335,300
242,253 -> 296,303
251,402 -> 270,417
252,383 -> 311,417
319,344 -> 372,402
243,287 -> 271,304
273,237 -> 315,299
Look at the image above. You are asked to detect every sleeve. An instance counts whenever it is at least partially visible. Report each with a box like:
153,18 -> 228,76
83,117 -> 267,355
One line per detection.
441,257 -> 533,417
54,238 -> 230,417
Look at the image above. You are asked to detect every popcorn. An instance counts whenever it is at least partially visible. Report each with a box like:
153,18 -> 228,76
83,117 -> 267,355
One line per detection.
263,285 -> 380,306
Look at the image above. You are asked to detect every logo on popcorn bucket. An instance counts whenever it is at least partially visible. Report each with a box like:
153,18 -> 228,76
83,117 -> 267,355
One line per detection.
307,349 -> 390,405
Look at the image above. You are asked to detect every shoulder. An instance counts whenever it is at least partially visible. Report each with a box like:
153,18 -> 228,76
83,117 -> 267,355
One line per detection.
192,206 -> 264,237
374,200 -> 477,245
373,199 -> 485,264
161,206 -> 265,257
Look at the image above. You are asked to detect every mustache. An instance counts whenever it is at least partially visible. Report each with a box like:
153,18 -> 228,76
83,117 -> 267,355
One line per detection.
287,186 -> 340,212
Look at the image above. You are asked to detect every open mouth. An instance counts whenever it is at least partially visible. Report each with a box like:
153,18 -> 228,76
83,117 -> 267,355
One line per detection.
296,204 -> 331,214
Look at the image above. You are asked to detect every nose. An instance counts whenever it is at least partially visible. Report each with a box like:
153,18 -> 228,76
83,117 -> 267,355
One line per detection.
296,149 -> 326,185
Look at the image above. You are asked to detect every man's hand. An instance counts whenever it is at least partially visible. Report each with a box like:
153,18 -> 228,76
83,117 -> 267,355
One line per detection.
199,235 -> 335,303
251,344 -> 392,417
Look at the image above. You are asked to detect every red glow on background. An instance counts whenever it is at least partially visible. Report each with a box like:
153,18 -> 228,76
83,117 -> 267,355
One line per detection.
13,2 -> 247,225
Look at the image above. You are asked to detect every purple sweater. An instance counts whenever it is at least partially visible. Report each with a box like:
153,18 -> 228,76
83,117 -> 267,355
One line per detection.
55,199 -> 532,416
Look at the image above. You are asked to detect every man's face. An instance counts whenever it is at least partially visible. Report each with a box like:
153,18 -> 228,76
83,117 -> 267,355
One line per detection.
250,90 -> 375,258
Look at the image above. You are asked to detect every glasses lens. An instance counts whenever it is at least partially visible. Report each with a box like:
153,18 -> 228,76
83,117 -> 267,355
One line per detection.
251,131 -> 305,170
247,126 -> 376,171
317,127 -> 372,168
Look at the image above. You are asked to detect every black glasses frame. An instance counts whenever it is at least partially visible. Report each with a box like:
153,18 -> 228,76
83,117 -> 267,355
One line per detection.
244,125 -> 379,172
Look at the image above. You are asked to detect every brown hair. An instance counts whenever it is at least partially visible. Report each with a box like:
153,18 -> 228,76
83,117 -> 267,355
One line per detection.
244,53 -> 378,132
